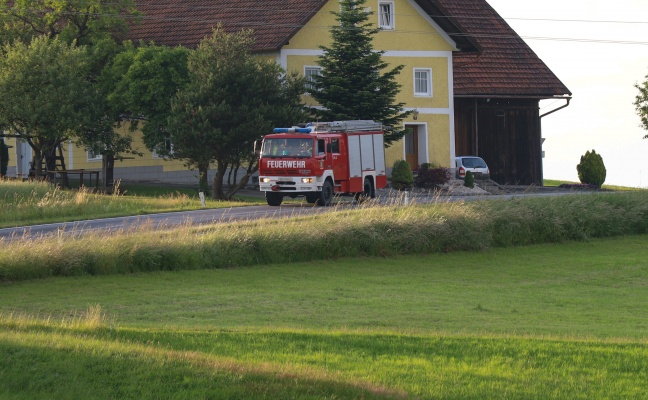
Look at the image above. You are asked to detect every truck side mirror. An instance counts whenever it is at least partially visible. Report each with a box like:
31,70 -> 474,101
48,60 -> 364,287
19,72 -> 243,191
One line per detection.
253,140 -> 261,157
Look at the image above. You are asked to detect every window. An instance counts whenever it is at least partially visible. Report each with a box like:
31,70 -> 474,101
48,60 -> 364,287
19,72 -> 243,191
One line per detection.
331,139 -> 340,153
378,2 -> 394,30
414,68 -> 432,97
152,138 -> 174,159
317,139 -> 326,155
261,138 -> 314,158
86,146 -> 103,161
304,66 -> 322,93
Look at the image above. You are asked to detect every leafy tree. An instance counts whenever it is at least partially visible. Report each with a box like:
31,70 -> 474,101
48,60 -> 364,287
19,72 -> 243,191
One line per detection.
101,42 -> 190,155
167,27 -> 306,199
0,36 -> 98,177
312,0 -> 410,145
1,0 -> 141,187
634,73 -> 648,139
0,0 -> 139,47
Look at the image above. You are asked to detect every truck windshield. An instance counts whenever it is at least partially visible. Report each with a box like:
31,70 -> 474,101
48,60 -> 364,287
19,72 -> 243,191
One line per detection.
262,138 -> 314,158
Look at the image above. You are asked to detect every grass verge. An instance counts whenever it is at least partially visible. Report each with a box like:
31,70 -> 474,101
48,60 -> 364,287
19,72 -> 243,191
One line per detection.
543,179 -> 644,191
0,179 -> 263,228
1,191 -> 647,282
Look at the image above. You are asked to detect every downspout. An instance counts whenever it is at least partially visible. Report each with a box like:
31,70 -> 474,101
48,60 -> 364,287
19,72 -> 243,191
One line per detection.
474,98 -> 479,155
540,97 -> 571,119
538,97 -> 571,184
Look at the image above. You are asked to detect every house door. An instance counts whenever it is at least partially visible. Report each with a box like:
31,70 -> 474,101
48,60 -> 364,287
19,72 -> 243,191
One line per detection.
405,126 -> 419,170
15,139 -> 32,178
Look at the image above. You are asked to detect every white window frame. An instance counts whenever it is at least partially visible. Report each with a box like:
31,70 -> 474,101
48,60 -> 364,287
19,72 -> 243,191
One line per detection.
304,66 -> 322,94
86,147 -> 103,162
152,138 -> 174,159
413,68 -> 432,97
378,1 -> 395,30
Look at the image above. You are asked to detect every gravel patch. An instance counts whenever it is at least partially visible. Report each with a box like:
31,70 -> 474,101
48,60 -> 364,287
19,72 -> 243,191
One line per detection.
378,179 -> 490,197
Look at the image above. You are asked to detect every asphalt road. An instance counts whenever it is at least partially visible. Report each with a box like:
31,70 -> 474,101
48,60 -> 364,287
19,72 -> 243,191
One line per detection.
0,203 -> 334,242
0,189 -> 596,242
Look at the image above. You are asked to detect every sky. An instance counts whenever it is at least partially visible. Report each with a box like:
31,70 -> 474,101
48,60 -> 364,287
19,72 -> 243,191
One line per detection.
485,0 -> 648,187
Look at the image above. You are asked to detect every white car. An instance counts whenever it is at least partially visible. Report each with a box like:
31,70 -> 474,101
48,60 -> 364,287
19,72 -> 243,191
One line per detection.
455,156 -> 490,180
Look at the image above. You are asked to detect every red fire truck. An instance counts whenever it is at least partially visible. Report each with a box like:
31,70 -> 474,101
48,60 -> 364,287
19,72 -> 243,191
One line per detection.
257,120 -> 387,206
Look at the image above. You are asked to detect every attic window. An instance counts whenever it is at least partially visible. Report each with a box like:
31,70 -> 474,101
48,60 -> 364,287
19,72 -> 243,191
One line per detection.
378,2 -> 394,30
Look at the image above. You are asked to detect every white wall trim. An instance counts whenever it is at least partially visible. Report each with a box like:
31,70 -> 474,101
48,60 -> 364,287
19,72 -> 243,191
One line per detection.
405,107 -> 451,115
402,122 -> 429,165
447,55 -> 456,164
281,49 -> 453,61
382,50 -> 452,58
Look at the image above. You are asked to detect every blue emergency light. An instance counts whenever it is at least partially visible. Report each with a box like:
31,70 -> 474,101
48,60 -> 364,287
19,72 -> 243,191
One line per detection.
273,127 -> 312,133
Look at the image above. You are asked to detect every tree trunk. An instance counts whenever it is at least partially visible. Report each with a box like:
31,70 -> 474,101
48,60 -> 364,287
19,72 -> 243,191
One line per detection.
0,138 -> 9,177
197,161 -> 210,196
31,148 -> 44,178
102,153 -> 115,193
211,159 -> 227,200
224,160 -> 258,199
56,144 -> 69,187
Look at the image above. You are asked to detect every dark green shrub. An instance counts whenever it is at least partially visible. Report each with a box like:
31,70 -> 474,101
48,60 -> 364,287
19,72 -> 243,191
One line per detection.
0,138 -> 8,177
577,149 -> 606,187
464,170 -> 475,188
391,160 -> 414,190
414,163 -> 450,189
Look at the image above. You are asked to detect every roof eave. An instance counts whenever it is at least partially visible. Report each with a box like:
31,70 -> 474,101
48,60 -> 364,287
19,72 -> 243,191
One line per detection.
417,0 -> 482,53
454,94 -> 573,99
265,0 -> 329,52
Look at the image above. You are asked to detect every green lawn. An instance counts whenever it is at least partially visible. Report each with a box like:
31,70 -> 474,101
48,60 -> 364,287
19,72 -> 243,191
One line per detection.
0,179 -> 265,228
2,235 -> 648,398
543,179 -> 644,191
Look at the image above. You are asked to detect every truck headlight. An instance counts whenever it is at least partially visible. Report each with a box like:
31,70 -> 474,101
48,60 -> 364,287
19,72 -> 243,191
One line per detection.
301,178 -> 313,183
260,178 -> 271,183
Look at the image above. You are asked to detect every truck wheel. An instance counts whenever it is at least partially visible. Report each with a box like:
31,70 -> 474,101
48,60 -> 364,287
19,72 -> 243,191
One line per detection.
317,180 -> 334,206
355,178 -> 375,203
305,193 -> 318,204
265,192 -> 283,206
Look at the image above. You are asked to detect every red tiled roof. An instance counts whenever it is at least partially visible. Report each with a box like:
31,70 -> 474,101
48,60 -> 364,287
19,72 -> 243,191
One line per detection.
128,0 -> 327,51
434,0 -> 571,97
128,0 -> 570,97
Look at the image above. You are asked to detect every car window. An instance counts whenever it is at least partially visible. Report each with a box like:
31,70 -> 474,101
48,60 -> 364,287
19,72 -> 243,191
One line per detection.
463,158 -> 487,168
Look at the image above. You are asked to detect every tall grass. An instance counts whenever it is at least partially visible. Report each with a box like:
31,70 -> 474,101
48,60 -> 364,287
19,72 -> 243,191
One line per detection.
1,191 -> 647,282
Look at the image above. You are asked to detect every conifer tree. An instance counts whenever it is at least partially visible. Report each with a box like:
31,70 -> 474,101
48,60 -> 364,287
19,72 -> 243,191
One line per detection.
312,0 -> 410,145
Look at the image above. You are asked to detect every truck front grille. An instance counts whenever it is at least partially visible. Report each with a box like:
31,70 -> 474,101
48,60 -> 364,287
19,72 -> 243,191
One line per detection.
264,169 -> 300,176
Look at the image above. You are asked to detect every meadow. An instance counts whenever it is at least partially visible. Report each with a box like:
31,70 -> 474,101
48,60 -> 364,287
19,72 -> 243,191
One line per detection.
2,236 -> 648,399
